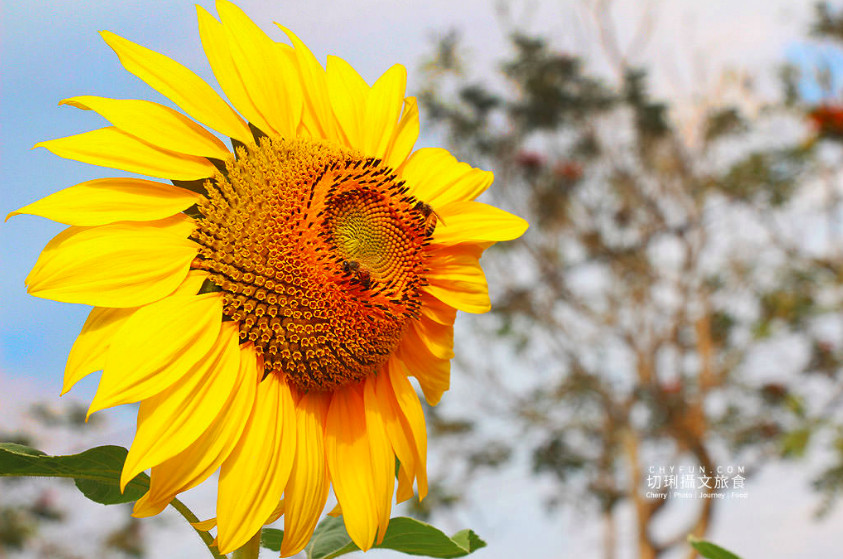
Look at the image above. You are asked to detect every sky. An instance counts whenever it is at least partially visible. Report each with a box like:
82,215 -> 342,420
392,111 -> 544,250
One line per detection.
2,0 -> 843,557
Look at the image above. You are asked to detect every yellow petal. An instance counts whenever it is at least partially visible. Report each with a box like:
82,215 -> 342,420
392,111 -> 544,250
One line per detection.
432,201 -> 528,245
196,5 -> 270,137
100,30 -> 252,143
362,376 -> 396,545
35,127 -> 216,180
7,177 -> 202,226
191,517 -> 218,532
400,148 -> 493,207
26,216 -> 197,308
133,342 -> 258,517
408,316 -> 455,361
374,365 -> 419,502
362,64 -> 407,159
280,391 -> 331,557
63,306 -> 136,395
266,499 -> 286,525
396,464 -> 415,504
60,96 -> 231,160
396,335 -> 450,407
217,374 -> 296,554
326,55 -> 368,148
190,503 -> 283,535
420,292 -> 458,325
384,96 -> 419,170
89,293 -> 223,414
68,271 -> 204,391
215,0 -> 302,137
387,357 -> 428,498
326,386 -> 380,551
121,321 -> 240,488
275,24 -> 338,142
425,244 -> 490,314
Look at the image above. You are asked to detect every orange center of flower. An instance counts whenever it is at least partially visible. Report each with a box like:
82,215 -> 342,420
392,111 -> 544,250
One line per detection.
190,137 -> 432,392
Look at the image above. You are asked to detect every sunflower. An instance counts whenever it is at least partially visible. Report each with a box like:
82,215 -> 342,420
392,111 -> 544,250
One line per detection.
10,1 -> 526,555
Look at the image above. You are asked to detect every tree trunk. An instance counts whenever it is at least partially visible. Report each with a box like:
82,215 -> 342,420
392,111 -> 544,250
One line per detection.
622,427 -> 658,559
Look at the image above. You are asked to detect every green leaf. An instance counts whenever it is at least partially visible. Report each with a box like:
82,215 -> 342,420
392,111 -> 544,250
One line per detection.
261,528 -> 285,552
0,443 -> 45,457
306,515 -> 486,559
688,536 -> 742,559
0,443 -> 148,504
450,529 -> 485,552
0,443 -> 225,559
307,516 -> 356,559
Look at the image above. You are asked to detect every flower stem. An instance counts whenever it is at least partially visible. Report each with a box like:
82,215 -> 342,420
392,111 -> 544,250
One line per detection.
168,497 -> 226,559
232,530 -> 262,559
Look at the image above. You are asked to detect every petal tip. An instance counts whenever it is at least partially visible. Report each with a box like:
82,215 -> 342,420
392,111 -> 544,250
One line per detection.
58,98 -> 86,109
99,29 -> 117,43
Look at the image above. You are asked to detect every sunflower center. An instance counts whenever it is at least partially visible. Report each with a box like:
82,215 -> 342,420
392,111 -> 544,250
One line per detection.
190,137 -> 431,392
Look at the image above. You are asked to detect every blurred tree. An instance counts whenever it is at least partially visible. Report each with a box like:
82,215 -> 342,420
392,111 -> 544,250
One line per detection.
418,2 -> 843,558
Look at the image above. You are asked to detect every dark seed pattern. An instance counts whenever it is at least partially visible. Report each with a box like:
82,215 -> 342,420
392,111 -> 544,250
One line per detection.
189,137 -> 433,392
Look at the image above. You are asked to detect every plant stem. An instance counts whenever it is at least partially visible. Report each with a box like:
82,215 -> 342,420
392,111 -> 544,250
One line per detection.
169,497 -> 227,559
232,530 -> 262,559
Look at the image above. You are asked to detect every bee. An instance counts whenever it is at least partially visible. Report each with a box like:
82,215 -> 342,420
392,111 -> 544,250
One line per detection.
356,268 -> 372,290
414,200 -> 445,235
341,259 -> 372,290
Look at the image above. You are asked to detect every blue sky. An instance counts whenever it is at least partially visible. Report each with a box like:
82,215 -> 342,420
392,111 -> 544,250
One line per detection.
3,1 -> 843,557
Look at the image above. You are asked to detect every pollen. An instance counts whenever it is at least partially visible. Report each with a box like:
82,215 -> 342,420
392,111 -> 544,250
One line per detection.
190,137 -> 433,391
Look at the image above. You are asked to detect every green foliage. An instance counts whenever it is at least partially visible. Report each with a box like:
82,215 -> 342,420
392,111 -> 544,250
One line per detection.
781,428 -> 812,458
301,516 -> 486,559
0,443 -> 148,504
714,147 -> 809,205
503,34 -> 614,130
0,443 -> 224,559
0,442 -> 485,559
688,536 -> 743,559
704,108 -> 746,143
623,69 -> 670,140
260,528 -> 285,551
812,429 -> 843,517
812,2 -> 843,41
532,435 -> 588,481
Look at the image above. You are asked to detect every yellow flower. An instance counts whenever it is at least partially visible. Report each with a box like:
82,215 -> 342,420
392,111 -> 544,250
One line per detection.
10,1 -> 527,555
